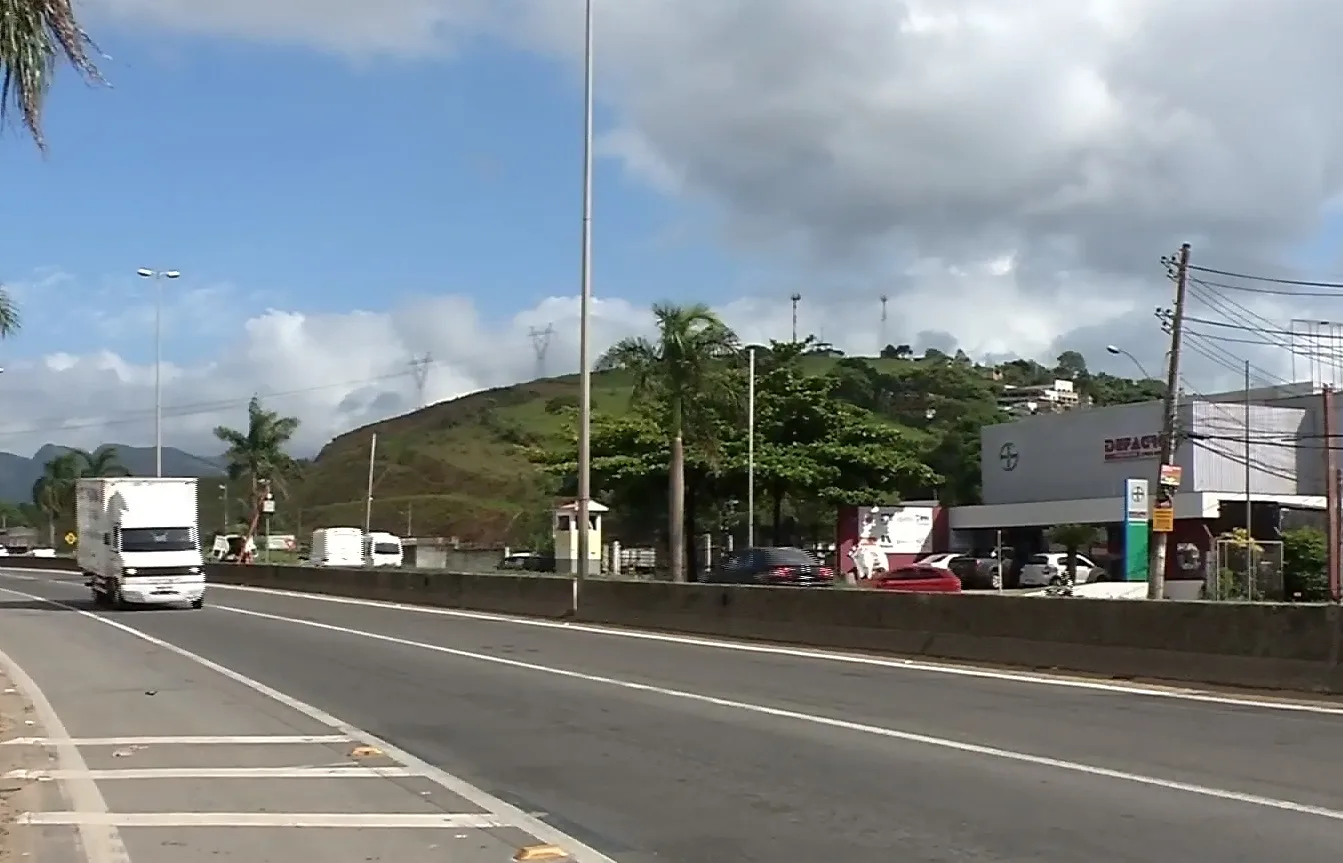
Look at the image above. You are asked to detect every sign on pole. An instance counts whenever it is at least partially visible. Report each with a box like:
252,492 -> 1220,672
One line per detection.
63,531 -> 77,547
1152,501 -> 1174,533
1123,478 -> 1150,582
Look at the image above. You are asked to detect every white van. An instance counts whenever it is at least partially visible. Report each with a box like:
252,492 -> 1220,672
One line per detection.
363,531 -> 403,567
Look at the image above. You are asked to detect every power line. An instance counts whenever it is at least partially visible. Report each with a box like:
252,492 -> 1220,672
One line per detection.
0,353 -> 470,442
1189,264 -> 1343,290
528,324 -> 555,380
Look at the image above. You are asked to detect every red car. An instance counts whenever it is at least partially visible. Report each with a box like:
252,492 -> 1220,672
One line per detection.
870,565 -> 962,593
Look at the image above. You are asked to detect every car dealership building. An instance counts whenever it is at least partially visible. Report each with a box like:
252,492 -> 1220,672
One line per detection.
946,383 -> 1332,582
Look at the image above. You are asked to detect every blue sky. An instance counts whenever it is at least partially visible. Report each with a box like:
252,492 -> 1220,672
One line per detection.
0,27 -> 744,368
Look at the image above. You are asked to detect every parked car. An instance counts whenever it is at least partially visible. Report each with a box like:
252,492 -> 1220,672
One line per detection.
946,554 -> 1001,590
913,552 -> 961,569
705,546 -> 834,586
871,565 -> 962,593
1019,552 -> 1107,587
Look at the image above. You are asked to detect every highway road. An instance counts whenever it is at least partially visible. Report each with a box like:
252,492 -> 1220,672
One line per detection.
1,569 -> 1342,862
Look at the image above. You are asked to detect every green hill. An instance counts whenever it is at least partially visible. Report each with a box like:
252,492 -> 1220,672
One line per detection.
287,351 -> 1162,545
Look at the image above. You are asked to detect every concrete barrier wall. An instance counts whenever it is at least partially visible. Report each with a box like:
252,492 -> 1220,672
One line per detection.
3,556 -> 79,572
191,564 -> 1343,694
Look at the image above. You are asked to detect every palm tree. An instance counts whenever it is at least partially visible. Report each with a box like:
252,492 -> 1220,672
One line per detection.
1048,523 -> 1101,592
597,302 -> 739,581
75,445 -> 127,478
213,396 -> 300,553
0,285 -> 17,338
0,0 -> 102,150
31,451 -> 81,546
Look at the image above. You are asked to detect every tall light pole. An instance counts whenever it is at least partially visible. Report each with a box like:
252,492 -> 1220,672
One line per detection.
573,0 -> 595,613
747,346 -> 756,548
136,268 -> 181,477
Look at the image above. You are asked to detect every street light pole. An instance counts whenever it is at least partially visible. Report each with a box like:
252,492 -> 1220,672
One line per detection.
136,267 -> 181,477
747,346 -> 756,548
573,0 -> 595,614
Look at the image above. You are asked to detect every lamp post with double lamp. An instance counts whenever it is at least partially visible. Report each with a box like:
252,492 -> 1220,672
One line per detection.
136,268 -> 181,477
573,0 -> 595,612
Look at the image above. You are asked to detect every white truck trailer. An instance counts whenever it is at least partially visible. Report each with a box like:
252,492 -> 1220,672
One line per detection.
76,477 -> 206,609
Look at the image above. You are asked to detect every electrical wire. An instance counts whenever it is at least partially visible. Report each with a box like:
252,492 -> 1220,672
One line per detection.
1187,264 -> 1343,290
0,364 -> 427,442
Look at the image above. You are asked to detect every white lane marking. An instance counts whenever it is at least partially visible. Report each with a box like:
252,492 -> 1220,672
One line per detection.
215,602 -> 1343,822
204,582 -> 1343,717
1,735 -> 352,747
6,766 -> 418,780
20,812 -> 509,828
0,646 -> 133,863
0,585 -> 617,863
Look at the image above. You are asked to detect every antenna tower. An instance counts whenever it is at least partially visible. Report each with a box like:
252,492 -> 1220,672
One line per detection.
409,353 -> 432,408
879,295 -> 889,354
789,293 -> 802,342
529,324 -> 555,380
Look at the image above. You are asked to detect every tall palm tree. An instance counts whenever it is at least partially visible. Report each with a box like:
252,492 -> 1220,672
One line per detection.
213,396 -> 300,551
0,285 -> 17,338
31,451 -> 81,546
75,445 -> 127,478
597,302 -> 739,581
0,0 -> 102,150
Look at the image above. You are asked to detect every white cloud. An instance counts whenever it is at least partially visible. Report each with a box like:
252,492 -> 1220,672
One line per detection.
23,0 -> 1343,453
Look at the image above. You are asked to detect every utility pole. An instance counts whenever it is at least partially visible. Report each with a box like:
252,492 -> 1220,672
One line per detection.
528,324 -> 555,380
747,346 -> 756,548
1150,242 -> 1191,600
1325,387 -> 1340,602
405,501 -> 413,538
790,293 -> 801,342
363,433 -> 377,541
1243,360 -> 1253,600
409,354 -> 431,408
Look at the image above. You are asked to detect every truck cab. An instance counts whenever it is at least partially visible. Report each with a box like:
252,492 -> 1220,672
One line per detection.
78,477 -> 206,609
363,531 -> 404,567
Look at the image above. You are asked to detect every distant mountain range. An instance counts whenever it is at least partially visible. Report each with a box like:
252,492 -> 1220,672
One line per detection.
0,445 -> 228,502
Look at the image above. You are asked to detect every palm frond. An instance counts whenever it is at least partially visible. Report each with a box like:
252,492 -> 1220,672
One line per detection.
0,0 -> 104,150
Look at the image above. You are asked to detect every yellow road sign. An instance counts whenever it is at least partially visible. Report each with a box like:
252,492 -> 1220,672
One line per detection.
1151,505 -> 1174,533
63,531 -> 77,546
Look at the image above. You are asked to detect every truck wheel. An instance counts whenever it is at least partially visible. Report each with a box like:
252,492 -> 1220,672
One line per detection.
112,589 -> 130,611
190,597 -> 204,609
92,588 -> 107,608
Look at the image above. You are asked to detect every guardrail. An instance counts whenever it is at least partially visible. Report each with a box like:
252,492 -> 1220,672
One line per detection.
201,563 -> 1343,696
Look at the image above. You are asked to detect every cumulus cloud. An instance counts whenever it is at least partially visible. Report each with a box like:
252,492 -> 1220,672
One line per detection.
14,0 -> 1343,454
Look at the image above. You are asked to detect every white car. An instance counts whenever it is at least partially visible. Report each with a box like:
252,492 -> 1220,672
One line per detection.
913,552 -> 961,569
1019,552 -> 1106,587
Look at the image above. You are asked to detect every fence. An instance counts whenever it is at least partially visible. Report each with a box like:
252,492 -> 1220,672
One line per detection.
1208,538 -> 1284,601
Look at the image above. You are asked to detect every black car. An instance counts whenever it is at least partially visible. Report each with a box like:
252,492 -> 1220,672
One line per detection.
705,546 -> 835,586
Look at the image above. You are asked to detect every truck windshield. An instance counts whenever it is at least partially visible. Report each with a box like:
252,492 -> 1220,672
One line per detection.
119,527 -> 196,552
373,542 -> 400,556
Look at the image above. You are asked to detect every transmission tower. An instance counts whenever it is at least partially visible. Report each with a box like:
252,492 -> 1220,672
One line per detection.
879,294 -> 889,355
790,293 -> 802,342
409,353 -> 432,408
529,324 -> 555,380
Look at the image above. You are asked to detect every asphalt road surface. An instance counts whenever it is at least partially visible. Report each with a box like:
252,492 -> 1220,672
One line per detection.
1,569 -> 1342,863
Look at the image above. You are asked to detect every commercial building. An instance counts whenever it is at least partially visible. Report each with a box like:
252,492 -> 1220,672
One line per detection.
947,386 -> 1330,582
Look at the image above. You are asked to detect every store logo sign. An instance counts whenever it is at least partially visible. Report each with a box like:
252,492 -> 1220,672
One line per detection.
1104,434 -> 1162,462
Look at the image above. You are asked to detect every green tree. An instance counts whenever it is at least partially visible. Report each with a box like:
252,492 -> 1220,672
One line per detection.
0,0 -> 102,150
31,451 -> 80,546
1048,523 -> 1101,589
1282,526 -> 1328,601
75,445 -> 127,478
213,396 -> 300,549
596,303 -> 739,582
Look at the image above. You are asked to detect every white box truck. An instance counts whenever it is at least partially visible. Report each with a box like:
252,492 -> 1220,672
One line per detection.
311,527 -> 363,567
76,477 -> 206,609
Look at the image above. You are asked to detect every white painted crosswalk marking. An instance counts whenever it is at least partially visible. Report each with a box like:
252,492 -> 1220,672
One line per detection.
1,735 -> 353,747
20,812 -> 511,829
